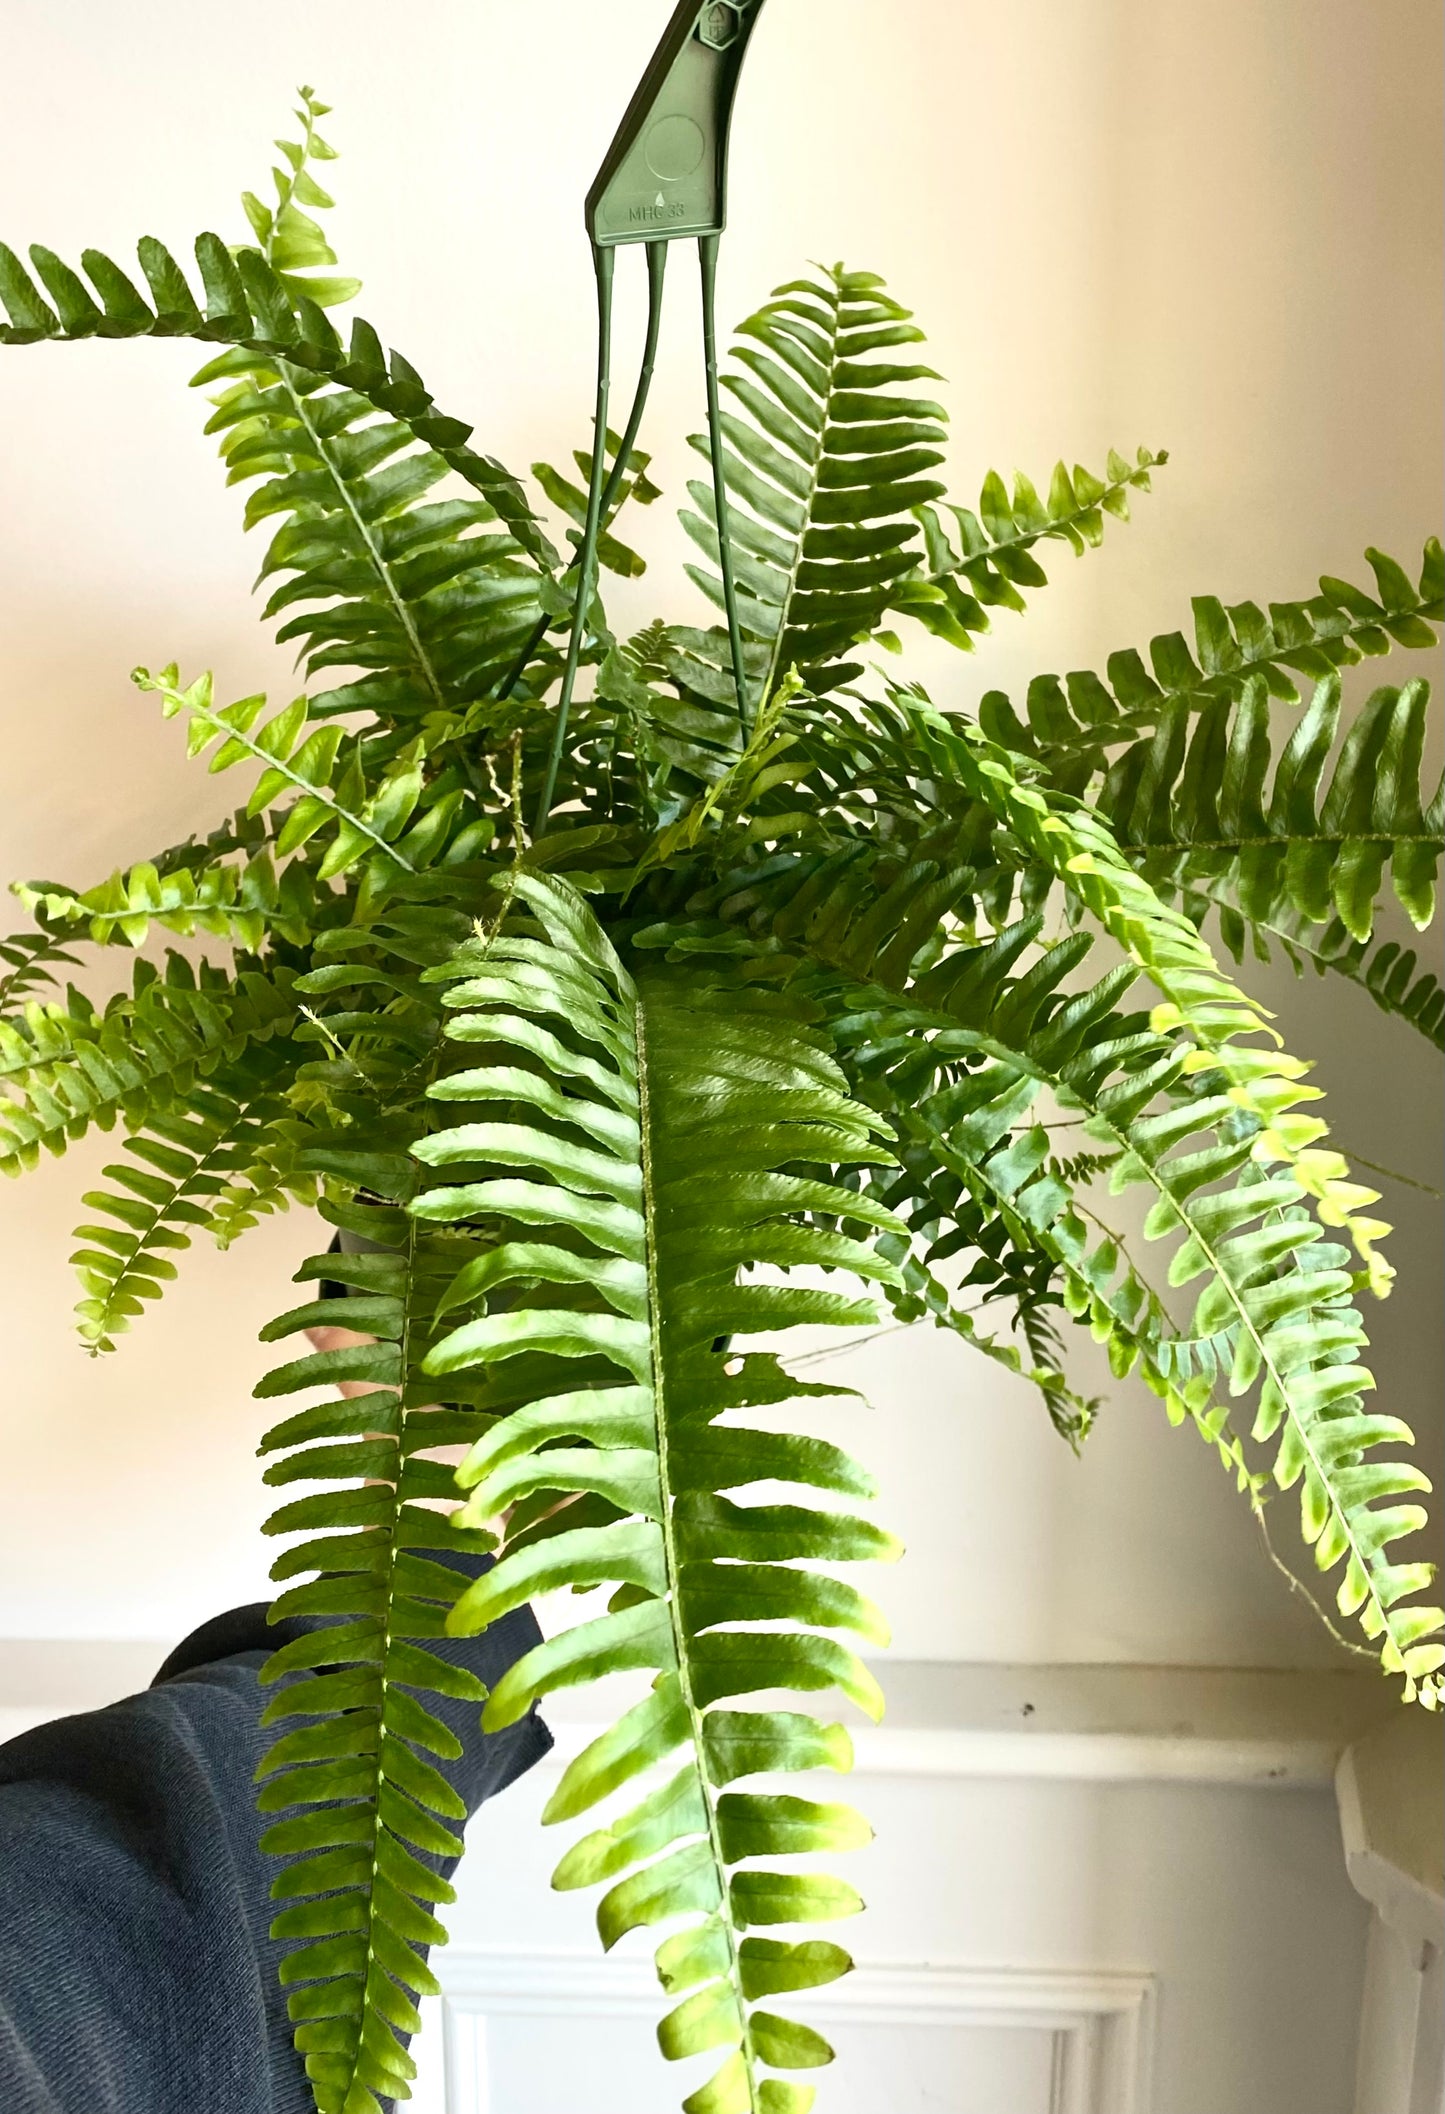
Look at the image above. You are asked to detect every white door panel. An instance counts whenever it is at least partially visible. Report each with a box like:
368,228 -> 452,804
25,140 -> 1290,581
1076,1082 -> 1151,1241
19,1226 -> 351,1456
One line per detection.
432,1748 -> 1365,2114
421,1957 -> 1154,2114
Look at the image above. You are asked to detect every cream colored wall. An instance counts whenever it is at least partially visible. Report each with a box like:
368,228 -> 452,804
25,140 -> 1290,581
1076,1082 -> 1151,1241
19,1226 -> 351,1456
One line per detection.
0,0 -> 1439,1655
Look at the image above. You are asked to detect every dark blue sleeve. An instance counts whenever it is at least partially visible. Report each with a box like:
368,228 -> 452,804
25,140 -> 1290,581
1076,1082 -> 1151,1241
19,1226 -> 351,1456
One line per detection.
0,1560 -> 549,2114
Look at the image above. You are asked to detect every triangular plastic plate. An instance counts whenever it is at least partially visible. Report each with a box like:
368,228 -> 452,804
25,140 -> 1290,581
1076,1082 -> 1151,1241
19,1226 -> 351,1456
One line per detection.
587,0 -> 769,247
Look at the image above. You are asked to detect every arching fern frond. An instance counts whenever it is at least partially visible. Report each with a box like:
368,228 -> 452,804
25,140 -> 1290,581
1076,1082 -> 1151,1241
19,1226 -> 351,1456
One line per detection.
132,666 -> 433,882
0,955 -> 297,1176
410,873 -> 903,2114
1099,675 -> 1443,945
0,232 -> 551,557
888,447 -> 1166,654
827,920 -> 1444,1692
978,538 -> 1444,777
803,715 -> 1445,1692
681,265 -> 947,699
71,1045 -> 308,1352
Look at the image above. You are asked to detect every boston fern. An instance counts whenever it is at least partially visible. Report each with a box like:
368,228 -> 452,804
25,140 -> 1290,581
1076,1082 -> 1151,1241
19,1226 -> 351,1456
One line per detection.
3,85 -> 1444,2114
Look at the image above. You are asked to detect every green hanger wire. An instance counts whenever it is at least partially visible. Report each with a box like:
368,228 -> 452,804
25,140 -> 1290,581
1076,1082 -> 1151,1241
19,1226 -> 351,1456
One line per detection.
534,0 -> 770,833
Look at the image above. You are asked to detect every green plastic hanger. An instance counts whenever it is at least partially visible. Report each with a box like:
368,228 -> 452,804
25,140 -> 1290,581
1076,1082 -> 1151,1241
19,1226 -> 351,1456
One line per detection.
535,0 -> 770,831
587,0 -> 768,248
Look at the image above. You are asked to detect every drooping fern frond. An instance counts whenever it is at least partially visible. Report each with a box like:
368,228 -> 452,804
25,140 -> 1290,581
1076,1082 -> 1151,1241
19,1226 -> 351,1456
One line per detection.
681,266 -> 948,698
253,1190 -> 503,2114
0,955 -> 298,1177
827,714 -> 1444,1693
1097,674 -> 1444,945
639,747 -> 1443,1692
978,538 -> 1444,777
1235,913 -> 1445,1052
71,1045 -> 307,1352
408,874 -> 904,2114
887,447 -> 1166,654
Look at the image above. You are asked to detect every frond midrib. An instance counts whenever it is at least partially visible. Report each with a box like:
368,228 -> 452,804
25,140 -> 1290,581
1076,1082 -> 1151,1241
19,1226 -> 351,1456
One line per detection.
274,361 -> 449,718
1128,826 -> 1441,854
635,989 -> 761,2111
344,1213 -> 419,2107
763,287 -> 845,703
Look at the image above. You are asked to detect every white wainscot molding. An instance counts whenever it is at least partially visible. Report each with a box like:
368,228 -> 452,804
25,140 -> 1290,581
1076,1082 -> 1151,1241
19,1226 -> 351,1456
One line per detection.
429,1952 -> 1157,2114
1337,1708 -> 1445,2114
538,1660 -> 1395,1789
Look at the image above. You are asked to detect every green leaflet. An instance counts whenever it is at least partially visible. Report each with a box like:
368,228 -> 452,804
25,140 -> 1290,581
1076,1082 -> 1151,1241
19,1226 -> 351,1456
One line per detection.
417,874 -> 902,2114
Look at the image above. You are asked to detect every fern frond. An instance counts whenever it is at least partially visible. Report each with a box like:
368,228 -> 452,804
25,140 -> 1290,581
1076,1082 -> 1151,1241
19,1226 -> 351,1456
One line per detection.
0,232 -> 559,710
534,426 -> 663,582
882,687 -> 1392,1270
18,843 -> 335,954
199,342 -> 547,733
889,447 -> 1166,653
237,86 -> 362,313
1229,912 -> 1445,1052
0,232 -> 551,554
814,751 -> 1445,1691
71,1048 -> 305,1352
681,265 -> 947,699
411,874 -> 903,2114
978,539 -> 1444,773
131,666 -> 443,882
254,1193 -> 500,2114
1100,675 -> 1443,944
0,955 -> 297,1176
0,927 -> 81,1010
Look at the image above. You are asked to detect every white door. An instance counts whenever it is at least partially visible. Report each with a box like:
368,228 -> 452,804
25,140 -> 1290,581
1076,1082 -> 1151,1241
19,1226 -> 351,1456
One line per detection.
414,1726 -> 1371,2114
